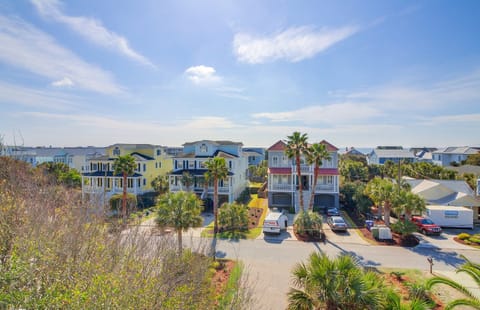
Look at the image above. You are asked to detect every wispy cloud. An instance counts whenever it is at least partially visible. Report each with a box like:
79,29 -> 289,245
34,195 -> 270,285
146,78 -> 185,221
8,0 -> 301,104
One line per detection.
185,65 -> 221,85
253,103 -> 382,124
182,116 -> 239,129
0,15 -> 124,94
51,77 -> 73,87
233,25 -> 359,64
31,0 -> 155,68
0,81 -> 78,110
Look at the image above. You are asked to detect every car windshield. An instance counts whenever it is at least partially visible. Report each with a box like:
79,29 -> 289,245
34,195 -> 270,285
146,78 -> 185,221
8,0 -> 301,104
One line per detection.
333,218 -> 345,224
421,219 -> 434,224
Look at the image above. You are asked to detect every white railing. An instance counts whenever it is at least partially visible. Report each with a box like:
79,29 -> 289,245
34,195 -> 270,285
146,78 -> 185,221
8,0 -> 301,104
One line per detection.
292,164 -> 312,173
270,184 -> 294,191
314,184 -> 335,192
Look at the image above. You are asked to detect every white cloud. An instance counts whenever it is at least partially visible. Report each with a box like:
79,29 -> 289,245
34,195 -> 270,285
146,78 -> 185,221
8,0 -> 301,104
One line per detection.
0,15 -> 124,94
233,25 -> 358,64
0,81 -> 78,110
253,103 -> 382,124
31,0 -> 155,68
51,77 -> 74,87
183,116 -> 238,129
185,65 -> 221,85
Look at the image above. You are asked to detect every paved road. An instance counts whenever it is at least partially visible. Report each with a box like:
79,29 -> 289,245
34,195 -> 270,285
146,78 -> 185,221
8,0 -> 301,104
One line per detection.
181,226 -> 480,310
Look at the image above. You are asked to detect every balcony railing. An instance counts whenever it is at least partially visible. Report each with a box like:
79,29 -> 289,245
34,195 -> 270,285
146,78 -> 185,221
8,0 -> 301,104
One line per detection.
170,185 -> 230,194
269,184 -> 294,191
314,184 -> 335,192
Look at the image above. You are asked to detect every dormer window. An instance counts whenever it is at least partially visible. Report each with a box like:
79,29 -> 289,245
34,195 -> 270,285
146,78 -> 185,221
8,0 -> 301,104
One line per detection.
200,143 -> 208,153
113,147 -> 120,156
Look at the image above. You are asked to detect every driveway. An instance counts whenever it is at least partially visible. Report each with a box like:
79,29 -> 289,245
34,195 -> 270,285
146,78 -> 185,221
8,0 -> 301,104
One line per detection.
415,227 -> 479,250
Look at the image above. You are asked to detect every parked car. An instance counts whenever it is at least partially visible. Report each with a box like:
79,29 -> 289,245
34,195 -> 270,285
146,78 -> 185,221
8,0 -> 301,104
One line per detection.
327,216 -> 348,232
411,216 -> 442,236
326,208 -> 340,216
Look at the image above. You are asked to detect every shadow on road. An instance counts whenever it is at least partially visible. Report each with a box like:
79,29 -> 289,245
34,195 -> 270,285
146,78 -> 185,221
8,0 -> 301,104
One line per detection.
410,247 -> 465,268
263,231 -> 293,244
325,239 -> 381,267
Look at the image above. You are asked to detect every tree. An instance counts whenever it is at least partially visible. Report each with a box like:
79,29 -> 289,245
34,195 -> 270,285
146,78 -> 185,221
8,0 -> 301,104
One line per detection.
340,160 -> 368,183
218,202 -> 249,232
364,177 -> 395,225
181,171 -> 194,191
305,143 -> 331,211
465,153 -> 480,166
285,132 -> 308,212
426,255 -> 480,309
392,190 -> 425,219
156,191 -> 203,253
113,154 -> 136,223
293,211 -> 323,238
204,157 -> 229,237
288,252 -> 385,310
151,174 -> 169,194
36,162 -> 82,188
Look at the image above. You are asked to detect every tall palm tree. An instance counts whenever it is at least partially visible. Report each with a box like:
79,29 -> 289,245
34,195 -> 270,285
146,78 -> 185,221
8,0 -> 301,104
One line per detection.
364,177 -> 395,225
204,157 -> 229,236
181,171 -> 194,191
156,191 -> 203,253
113,154 -> 136,223
392,190 -> 426,219
285,132 -> 308,212
426,255 -> 480,309
288,252 -> 385,310
305,143 -> 331,211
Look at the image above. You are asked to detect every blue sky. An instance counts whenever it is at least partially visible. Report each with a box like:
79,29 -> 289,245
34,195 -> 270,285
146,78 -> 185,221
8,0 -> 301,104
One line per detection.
0,0 -> 479,148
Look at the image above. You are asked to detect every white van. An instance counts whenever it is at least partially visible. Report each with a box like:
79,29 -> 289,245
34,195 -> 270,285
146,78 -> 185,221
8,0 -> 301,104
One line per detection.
263,210 -> 289,234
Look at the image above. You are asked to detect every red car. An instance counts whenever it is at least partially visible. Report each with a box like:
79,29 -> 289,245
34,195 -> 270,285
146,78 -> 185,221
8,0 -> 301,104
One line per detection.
411,216 -> 442,235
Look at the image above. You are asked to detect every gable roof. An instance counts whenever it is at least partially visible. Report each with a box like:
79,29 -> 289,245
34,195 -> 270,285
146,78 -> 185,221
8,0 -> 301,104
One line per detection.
371,148 -> 415,158
182,140 -> 243,146
433,147 -> 480,155
268,140 -> 287,151
319,140 -> 339,152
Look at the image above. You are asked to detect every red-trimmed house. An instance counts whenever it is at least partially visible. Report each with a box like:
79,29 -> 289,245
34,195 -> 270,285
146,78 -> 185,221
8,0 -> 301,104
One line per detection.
267,140 -> 340,213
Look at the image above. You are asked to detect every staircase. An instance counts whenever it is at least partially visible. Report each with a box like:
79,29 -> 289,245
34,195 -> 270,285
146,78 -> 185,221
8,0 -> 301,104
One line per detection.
294,190 -> 311,213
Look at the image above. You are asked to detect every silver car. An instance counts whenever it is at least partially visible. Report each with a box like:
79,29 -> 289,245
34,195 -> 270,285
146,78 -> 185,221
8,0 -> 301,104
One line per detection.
327,216 -> 347,232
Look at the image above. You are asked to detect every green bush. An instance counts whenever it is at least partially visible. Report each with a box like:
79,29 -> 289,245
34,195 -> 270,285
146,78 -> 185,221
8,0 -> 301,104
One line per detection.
458,233 -> 471,240
468,236 -> 480,244
294,211 -> 323,235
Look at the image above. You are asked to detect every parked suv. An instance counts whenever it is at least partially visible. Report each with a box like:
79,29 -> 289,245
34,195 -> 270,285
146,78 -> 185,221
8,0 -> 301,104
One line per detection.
411,216 -> 442,236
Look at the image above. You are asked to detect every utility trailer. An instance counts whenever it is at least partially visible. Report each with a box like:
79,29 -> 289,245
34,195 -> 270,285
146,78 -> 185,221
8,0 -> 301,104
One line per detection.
425,205 -> 473,229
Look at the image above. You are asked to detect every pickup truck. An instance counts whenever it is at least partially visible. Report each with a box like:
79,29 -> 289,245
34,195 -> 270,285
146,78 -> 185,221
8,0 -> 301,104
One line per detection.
411,216 -> 442,236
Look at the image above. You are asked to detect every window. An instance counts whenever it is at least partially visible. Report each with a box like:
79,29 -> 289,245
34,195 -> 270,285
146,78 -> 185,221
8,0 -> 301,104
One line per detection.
143,178 -> 146,186
229,161 -> 232,169
137,163 -> 141,171
158,162 -> 162,168
143,163 -> 146,172
155,162 -> 157,168
200,143 -> 208,153
272,156 -> 278,166
189,161 -> 195,169
157,149 -> 161,156
113,147 -> 120,156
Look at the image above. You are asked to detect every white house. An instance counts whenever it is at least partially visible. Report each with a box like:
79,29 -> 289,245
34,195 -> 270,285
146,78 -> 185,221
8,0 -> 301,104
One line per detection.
169,140 -> 248,209
267,140 -> 340,213
367,146 -> 415,165
432,146 -> 480,166
404,177 -> 480,224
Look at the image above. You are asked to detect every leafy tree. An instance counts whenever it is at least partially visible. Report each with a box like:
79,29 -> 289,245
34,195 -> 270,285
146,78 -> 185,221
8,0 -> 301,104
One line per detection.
461,173 -> 477,192
390,219 -> 418,239
288,252 -> 386,310
218,202 -> 249,232
156,191 -> 203,253
392,190 -> 426,219
352,182 -> 373,215
465,153 -> 480,166
204,157 -> 229,237
293,211 -> 323,237
340,159 -> 368,183
305,143 -> 331,211
36,162 -> 81,188
113,154 -> 136,223
181,171 -> 194,191
364,177 -> 395,225
285,131 -> 309,211
426,255 -> 480,309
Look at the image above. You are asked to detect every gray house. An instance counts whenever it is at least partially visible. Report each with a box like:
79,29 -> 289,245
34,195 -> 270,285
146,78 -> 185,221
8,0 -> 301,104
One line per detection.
367,146 -> 415,165
432,147 -> 480,167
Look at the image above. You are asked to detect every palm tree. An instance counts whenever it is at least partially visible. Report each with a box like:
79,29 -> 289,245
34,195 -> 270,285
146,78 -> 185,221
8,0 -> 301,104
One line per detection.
288,252 -> 385,310
285,132 -> 308,212
305,143 -> 331,211
156,191 -> 203,253
113,154 -> 136,223
392,190 -> 426,219
364,177 -> 395,225
181,171 -> 194,191
204,157 -> 229,236
426,255 -> 480,309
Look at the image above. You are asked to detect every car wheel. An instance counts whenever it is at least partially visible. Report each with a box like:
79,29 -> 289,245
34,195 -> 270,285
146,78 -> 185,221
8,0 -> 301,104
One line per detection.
422,229 -> 427,235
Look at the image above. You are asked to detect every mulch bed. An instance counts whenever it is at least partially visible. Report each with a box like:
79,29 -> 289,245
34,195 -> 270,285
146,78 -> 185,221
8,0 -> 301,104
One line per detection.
212,260 -> 235,295
248,207 -> 263,229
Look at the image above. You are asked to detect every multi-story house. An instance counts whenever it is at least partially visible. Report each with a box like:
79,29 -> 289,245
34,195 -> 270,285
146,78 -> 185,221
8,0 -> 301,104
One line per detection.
267,140 -> 340,213
169,140 -> 248,208
432,146 -> 480,166
242,147 -> 266,166
367,146 -> 415,165
81,144 -> 173,206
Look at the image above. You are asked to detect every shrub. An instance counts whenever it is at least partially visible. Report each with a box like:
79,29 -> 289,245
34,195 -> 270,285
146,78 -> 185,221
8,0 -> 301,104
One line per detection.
294,211 -> 322,235
458,233 -> 471,240
468,236 -> 480,244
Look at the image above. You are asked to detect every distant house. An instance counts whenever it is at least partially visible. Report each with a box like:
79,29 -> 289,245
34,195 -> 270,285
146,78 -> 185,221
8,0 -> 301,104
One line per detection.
267,139 -> 340,213
243,147 -> 265,166
344,147 -> 365,156
367,146 -> 415,165
432,146 -> 480,167
411,147 -> 437,163
169,140 -> 248,208
81,144 -> 172,206
404,177 -> 480,224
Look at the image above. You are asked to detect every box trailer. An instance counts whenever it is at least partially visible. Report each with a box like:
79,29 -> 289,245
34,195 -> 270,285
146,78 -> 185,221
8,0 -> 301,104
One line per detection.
425,205 -> 474,229
263,210 -> 288,234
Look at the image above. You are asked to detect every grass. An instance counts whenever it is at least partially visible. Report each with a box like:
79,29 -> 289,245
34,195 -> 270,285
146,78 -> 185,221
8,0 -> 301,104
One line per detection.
216,262 -> 244,308
377,267 -> 425,284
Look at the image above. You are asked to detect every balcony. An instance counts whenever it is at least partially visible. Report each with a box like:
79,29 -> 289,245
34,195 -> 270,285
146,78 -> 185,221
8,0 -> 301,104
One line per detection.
314,184 -> 335,192
292,164 -> 312,174
269,184 -> 294,191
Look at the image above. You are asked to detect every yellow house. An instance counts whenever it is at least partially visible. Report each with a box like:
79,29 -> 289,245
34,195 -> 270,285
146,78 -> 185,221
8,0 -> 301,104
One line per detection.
81,144 -> 173,206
